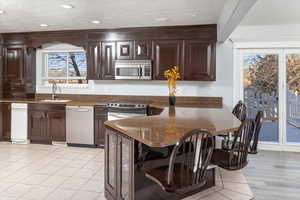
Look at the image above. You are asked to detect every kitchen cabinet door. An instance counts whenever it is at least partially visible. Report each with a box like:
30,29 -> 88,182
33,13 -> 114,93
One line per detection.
0,103 -> 11,141
87,42 -> 101,80
117,41 -> 133,60
183,40 -> 216,81
94,106 -> 107,147
153,40 -> 183,80
101,42 -> 116,80
3,48 -> 24,82
134,40 -> 152,60
48,110 -> 66,142
28,110 -> 50,144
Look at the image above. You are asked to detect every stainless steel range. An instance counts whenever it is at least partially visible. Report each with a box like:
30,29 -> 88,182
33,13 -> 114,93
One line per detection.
107,101 -> 148,121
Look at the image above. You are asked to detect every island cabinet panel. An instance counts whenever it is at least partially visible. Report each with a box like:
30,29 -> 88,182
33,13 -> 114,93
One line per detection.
94,106 -> 107,147
117,41 -> 133,60
28,104 -> 66,144
101,42 -> 116,80
87,42 -> 101,80
105,128 -> 134,200
134,40 -> 152,60
153,40 -> 183,80
183,40 -> 216,81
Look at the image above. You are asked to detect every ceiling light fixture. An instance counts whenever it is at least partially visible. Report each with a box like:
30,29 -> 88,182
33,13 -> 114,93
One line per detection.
40,24 -> 49,27
155,17 -> 168,22
60,4 -> 74,9
91,20 -> 101,24
0,10 -> 5,14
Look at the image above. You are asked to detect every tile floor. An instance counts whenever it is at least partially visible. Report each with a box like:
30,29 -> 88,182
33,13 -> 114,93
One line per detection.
0,143 -> 254,200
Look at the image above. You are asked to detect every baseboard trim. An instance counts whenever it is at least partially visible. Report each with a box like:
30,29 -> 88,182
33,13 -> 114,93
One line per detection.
258,142 -> 300,152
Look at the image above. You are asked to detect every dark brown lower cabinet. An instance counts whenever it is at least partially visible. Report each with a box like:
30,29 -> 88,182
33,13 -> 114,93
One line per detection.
1,103 -> 11,141
28,104 -> 66,144
48,111 -> 66,142
94,106 -> 107,147
105,128 -> 134,200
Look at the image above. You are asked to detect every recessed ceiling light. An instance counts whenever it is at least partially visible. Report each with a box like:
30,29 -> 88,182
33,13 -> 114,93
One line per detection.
0,10 -> 5,15
60,4 -> 74,9
155,17 -> 168,22
40,24 -> 49,27
91,20 -> 101,24
191,13 -> 198,17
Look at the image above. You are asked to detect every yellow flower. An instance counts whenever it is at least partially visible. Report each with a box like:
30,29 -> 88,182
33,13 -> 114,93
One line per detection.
164,66 -> 181,96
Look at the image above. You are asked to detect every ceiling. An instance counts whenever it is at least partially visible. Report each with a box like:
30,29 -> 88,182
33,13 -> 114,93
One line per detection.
0,0 -> 226,33
241,0 -> 300,25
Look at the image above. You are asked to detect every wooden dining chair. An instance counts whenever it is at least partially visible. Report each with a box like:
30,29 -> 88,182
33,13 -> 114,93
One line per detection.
211,119 -> 255,170
249,111 -> 263,154
222,100 -> 247,149
145,129 -> 215,194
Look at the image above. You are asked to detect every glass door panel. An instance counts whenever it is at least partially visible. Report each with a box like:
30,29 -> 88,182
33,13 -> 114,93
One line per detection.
286,54 -> 300,143
243,54 -> 279,142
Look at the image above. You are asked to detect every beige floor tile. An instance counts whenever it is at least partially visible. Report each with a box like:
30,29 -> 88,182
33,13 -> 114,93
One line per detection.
1,183 -> 32,198
54,167 -> 79,177
21,186 -> 55,200
45,189 -> 75,200
19,174 -> 49,185
81,180 -> 103,193
72,169 -> 97,179
59,177 -> 88,190
70,191 -> 100,200
36,165 -> 62,176
41,176 -> 68,188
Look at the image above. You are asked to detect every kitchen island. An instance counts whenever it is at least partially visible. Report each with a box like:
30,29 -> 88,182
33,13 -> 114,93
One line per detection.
104,105 -> 241,200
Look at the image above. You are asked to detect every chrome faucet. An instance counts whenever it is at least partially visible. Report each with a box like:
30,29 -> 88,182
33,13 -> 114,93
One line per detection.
51,82 -> 61,100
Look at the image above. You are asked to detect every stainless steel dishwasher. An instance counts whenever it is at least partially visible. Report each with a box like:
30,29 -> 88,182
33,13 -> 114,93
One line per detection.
66,106 -> 95,147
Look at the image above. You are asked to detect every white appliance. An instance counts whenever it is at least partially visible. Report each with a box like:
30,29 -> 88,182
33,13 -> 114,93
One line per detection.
115,60 -> 152,80
66,106 -> 94,147
11,103 -> 28,144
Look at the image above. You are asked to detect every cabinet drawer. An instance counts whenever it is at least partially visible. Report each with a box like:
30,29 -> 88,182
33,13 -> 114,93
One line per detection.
29,104 -> 65,111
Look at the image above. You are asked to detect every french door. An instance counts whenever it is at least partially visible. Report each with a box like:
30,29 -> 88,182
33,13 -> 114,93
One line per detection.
236,49 -> 300,149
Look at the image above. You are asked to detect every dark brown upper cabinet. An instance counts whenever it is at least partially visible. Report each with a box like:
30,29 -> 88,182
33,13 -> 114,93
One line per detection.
153,40 -> 183,80
101,42 -> 116,80
117,41 -> 133,60
134,40 -> 152,60
87,41 -> 101,80
183,40 -> 216,81
2,45 -> 36,98
3,47 -> 24,82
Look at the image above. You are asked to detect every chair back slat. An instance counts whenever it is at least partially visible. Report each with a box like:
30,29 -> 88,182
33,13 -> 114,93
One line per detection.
250,111 -> 263,154
167,129 -> 214,189
232,100 -> 247,121
230,119 -> 255,168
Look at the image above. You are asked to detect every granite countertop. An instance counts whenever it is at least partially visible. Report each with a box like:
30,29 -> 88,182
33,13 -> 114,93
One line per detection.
104,105 -> 241,147
0,98 -> 108,106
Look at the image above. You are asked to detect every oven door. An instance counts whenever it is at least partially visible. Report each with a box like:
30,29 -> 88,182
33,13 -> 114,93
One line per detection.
108,112 -> 145,121
115,64 -> 141,80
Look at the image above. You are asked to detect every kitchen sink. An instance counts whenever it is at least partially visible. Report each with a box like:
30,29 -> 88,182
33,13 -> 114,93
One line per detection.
41,99 -> 72,103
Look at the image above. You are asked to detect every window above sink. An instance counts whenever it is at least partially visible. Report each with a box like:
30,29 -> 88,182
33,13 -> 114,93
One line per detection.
36,43 -> 91,91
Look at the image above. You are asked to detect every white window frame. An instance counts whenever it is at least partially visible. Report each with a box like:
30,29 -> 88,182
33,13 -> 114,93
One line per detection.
234,42 -> 300,152
37,48 -> 89,89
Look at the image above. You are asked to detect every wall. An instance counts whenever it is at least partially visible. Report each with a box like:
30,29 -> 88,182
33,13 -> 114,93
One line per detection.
231,24 -> 300,42
36,41 -> 234,108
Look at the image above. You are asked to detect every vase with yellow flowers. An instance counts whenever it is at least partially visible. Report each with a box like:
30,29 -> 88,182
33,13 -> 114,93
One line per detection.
164,66 -> 180,106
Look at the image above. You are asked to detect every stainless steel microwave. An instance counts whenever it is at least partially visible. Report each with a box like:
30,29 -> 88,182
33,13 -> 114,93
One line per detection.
115,60 -> 152,80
